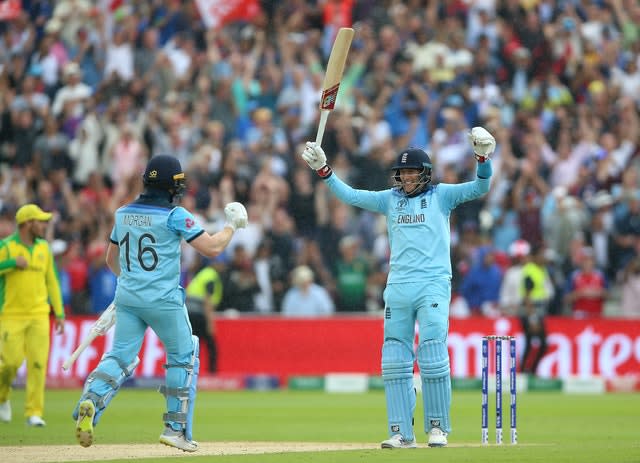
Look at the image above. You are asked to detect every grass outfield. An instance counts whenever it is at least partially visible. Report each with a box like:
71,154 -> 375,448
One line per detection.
1,389 -> 639,462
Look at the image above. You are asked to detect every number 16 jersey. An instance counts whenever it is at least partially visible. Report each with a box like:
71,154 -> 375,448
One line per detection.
110,196 -> 205,309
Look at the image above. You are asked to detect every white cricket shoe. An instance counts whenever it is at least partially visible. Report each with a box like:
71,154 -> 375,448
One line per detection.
381,434 -> 417,449
159,427 -> 198,452
0,401 -> 11,422
75,400 -> 95,447
428,427 -> 448,447
27,416 -> 46,427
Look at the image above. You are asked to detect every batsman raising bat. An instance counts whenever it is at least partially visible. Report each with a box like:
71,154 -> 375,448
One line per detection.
301,127 -> 495,449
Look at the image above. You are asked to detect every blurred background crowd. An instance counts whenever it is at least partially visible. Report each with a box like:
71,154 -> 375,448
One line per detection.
1,0 -> 639,319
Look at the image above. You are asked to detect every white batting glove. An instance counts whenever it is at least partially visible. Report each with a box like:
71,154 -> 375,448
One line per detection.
224,202 -> 248,231
302,142 -> 333,178
468,126 -> 496,163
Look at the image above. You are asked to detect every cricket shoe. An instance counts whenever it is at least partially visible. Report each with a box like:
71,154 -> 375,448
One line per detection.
428,426 -> 448,447
381,434 -> 417,449
27,416 -> 46,427
159,427 -> 198,452
75,400 -> 95,447
0,401 -> 11,422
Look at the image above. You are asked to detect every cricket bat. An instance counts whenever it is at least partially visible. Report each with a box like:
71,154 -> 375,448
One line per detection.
315,27 -> 355,147
62,302 -> 116,371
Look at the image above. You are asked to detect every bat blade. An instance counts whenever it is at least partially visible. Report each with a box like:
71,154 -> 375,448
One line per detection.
316,27 -> 355,146
61,302 -> 116,371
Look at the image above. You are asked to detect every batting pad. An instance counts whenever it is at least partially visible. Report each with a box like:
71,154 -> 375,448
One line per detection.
381,339 -> 416,440
417,339 -> 451,433
73,354 -> 140,425
160,335 -> 200,440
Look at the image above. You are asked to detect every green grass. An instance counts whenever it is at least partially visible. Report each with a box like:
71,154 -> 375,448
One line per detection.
2,388 -> 639,462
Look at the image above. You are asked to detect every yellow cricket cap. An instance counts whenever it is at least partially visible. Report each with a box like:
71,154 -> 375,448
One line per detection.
16,204 -> 53,225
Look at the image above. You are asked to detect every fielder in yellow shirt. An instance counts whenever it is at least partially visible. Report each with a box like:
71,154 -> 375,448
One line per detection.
0,204 -> 65,426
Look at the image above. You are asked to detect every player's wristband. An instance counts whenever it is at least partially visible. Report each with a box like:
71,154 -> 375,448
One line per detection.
474,153 -> 489,163
317,165 -> 333,179
477,159 -> 492,179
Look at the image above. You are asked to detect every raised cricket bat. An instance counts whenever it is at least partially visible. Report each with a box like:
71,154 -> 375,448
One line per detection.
315,27 -> 355,147
62,302 -> 116,371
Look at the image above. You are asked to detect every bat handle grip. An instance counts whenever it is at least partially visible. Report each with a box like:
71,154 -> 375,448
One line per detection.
315,110 -> 330,147
62,351 -> 80,371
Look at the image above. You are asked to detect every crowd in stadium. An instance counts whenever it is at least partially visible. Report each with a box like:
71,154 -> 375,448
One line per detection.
1,0 -> 639,318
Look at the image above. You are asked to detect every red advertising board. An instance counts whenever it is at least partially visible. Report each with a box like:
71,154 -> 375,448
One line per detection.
45,316 -> 640,381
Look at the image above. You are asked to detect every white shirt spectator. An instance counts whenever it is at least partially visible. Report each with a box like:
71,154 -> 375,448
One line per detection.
163,40 -> 191,79
104,30 -> 134,81
69,112 -> 102,185
52,63 -> 92,117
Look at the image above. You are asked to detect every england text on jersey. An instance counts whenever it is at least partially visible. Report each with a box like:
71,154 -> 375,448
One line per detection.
397,214 -> 425,224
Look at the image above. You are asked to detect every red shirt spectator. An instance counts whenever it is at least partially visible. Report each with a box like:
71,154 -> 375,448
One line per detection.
565,248 -> 608,318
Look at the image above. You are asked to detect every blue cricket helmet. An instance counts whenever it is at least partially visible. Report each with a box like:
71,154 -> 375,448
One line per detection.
143,155 -> 186,198
391,148 -> 432,196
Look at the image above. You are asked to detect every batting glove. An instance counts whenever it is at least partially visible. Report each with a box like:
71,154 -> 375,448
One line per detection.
224,202 -> 248,231
468,126 -> 496,163
302,142 -> 333,178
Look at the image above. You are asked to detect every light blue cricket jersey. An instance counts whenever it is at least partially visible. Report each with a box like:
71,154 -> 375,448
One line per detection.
110,195 -> 205,309
324,162 -> 492,284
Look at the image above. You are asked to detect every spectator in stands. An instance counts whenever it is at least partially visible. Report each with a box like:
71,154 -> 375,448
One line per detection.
0,0 -> 638,323
333,235 -> 370,312
219,244 -> 260,312
520,245 -> 554,375
611,191 -> 640,274
281,265 -> 334,316
86,241 -> 116,314
499,239 -> 531,317
460,245 -> 503,316
186,258 -> 223,373
564,247 -> 608,318
620,255 -> 640,318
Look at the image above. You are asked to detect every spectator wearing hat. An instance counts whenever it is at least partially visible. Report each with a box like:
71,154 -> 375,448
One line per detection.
52,62 -> 92,118
0,204 -> 64,427
281,265 -> 335,316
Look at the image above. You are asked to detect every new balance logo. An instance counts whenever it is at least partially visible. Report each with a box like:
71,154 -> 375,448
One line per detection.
421,198 -> 427,208
385,307 -> 391,319
391,425 -> 400,433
